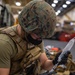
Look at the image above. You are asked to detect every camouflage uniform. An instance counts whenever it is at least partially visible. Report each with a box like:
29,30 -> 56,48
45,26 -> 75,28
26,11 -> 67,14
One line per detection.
0,0 -> 56,75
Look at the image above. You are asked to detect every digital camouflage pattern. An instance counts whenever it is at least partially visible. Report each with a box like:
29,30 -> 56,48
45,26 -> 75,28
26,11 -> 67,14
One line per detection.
18,0 -> 56,38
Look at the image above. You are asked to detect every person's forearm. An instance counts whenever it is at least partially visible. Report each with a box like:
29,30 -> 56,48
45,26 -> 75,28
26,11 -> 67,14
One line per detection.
42,60 -> 54,71
0,68 -> 9,75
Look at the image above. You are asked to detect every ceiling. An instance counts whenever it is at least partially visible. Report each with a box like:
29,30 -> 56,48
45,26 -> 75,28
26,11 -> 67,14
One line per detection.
3,0 -> 31,14
45,0 -> 75,16
3,0 -> 75,16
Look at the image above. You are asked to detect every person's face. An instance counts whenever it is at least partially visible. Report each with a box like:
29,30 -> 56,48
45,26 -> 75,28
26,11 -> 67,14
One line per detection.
27,33 -> 42,45
30,33 -> 42,41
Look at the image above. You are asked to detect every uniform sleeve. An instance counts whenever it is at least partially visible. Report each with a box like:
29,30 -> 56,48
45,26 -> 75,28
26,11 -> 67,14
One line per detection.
0,40 -> 12,68
0,34 -> 17,68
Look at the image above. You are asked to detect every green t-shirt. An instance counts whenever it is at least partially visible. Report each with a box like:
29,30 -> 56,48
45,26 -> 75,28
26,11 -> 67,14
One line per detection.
0,34 -> 17,68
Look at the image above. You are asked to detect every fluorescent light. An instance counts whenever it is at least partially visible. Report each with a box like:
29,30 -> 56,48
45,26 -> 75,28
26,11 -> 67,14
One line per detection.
18,11 -> 21,14
57,10 -> 61,13
56,23 -> 60,26
56,12 -> 59,15
51,3 -> 56,7
56,10 -> 61,16
66,1 -> 71,4
70,22 -> 74,25
53,0 -> 58,4
15,2 -> 21,6
62,4 -> 67,8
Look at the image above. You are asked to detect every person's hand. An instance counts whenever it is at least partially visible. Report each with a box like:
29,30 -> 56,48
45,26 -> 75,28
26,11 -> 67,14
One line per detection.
52,51 -> 70,65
